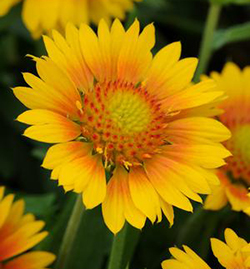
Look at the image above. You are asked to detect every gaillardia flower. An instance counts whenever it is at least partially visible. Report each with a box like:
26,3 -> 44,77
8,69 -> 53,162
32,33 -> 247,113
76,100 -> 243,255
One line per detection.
162,228 -> 250,269
14,19 -> 231,234
0,0 -> 141,39
204,62 -> 250,215
0,187 -> 55,269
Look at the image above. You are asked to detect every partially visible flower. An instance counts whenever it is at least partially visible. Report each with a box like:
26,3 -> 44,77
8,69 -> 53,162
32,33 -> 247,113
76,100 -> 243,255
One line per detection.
162,245 -> 211,269
13,19 -> 231,234
211,228 -> 250,269
204,62 -> 250,215
0,0 -> 141,39
0,186 -> 55,269
0,0 -> 21,16
162,228 -> 250,269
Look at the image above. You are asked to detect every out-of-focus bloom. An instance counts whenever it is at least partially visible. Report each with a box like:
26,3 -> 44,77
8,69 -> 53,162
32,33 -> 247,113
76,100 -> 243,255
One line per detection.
14,19 -> 231,234
0,0 -> 141,39
204,63 -> 250,215
0,186 -> 55,269
0,0 -> 21,16
162,228 -> 250,269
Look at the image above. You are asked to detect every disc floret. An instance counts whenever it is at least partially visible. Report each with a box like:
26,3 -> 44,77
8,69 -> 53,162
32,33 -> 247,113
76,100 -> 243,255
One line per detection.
77,80 -> 166,167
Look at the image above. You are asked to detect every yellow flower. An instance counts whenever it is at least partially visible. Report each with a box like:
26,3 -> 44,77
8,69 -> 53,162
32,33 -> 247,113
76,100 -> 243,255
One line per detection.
162,228 -> 250,269
13,19 -> 231,234
0,0 -> 21,16
0,0 -> 141,39
0,187 -> 55,269
204,62 -> 250,215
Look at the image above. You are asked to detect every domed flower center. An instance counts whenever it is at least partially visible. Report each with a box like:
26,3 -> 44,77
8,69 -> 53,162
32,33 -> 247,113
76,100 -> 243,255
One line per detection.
225,124 -> 250,183
234,125 -> 250,164
78,81 -> 166,166
108,90 -> 151,134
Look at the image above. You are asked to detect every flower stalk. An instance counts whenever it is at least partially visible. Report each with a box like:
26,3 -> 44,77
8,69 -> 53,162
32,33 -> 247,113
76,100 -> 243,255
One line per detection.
107,223 -> 140,269
193,3 -> 222,82
55,194 -> 85,269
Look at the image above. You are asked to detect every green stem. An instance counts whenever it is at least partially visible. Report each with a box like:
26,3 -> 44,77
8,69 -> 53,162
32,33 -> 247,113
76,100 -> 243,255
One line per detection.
55,194 -> 84,269
193,3 -> 222,82
107,223 -> 140,269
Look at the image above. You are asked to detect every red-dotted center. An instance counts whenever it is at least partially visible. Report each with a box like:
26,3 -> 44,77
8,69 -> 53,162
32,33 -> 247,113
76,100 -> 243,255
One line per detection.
77,80 -> 166,165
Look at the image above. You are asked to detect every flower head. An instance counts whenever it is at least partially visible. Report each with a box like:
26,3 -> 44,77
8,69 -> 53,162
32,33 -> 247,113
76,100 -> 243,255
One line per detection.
0,0 -> 141,39
204,62 -> 250,214
14,19 -> 231,233
0,187 -> 55,269
162,228 -> 250,269
0,0 -> 21,16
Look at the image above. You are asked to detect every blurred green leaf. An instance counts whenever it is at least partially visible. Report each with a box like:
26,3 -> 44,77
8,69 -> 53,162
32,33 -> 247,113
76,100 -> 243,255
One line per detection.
22,192 -> 56,217
38,194 -> 76,253
210,0 -> 250,5
68,207 -> 112,269
31,146 -> 48,160
213,22 -> 250,50
120,225 -> 141,269
39,194 -> 112,269
0,5 -> 21,31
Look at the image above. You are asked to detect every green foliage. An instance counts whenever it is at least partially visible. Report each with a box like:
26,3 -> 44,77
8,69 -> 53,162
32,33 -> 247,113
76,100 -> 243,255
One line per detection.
210,0 -> 250,5
213,22 -> 250,50
22,192 -> 56,217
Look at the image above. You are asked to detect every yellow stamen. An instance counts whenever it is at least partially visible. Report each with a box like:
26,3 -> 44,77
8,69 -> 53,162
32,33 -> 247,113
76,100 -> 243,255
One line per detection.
96,147 -> 103,154
123,161 -> 133,170
76,100 -> 84,114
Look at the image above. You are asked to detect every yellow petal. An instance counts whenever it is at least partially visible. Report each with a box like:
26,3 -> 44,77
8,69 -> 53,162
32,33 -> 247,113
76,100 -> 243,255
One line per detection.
159,198 -> 174,226
204,184 -> 228,211
65,23 -> 93,91
166,117 -> 231,144
144,42 -> 181,98
145,157 -> 193,212
224,228 -> 248,252
3,251 -> 56,269
128,167 -> 160,223
81,156 -> 106,209
42,142 -> 92,169
162,80 -> 223,112
117,20 -> 154,84
79,24 -> 103,81
0,194 -> 14,229
17,109 -> 81,143
211,238 -> 238,269
102,170 -> 126,234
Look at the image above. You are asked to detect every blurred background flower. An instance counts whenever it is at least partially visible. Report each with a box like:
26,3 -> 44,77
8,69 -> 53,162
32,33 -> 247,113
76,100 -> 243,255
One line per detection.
204,63 -> 250,214
0,0 -> 141,38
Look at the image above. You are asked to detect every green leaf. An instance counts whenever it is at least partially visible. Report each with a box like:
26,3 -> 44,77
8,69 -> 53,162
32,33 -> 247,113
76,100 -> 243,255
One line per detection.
210,0 -> 250,5
213,22 -> 250,50
22,193 -> 56,217
68,207 -> 112,269
39,194 -> 112,269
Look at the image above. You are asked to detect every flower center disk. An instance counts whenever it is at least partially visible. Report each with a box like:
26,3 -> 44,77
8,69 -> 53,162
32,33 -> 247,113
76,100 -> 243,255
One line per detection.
109,90 -> 151,134
79,81 -> 166,165
225,124 -> 250,183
